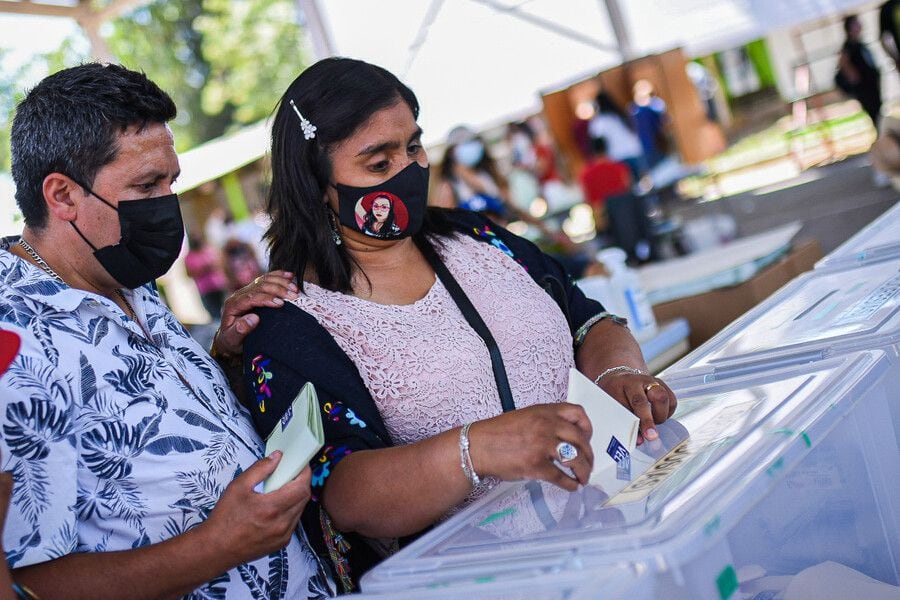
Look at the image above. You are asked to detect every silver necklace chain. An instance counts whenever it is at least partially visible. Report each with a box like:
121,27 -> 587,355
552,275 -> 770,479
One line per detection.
17,238 -> 64,284
17,238 -> 137,320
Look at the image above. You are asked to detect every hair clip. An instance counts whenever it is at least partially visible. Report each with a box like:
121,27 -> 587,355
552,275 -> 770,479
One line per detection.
289,99 -> 317,140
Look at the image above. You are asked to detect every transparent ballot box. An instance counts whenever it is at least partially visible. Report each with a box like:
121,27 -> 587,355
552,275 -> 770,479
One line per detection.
355,566 -> 650,600
361,351 -> 899,598
663,254 -> 900,379
816,201 -> 900,270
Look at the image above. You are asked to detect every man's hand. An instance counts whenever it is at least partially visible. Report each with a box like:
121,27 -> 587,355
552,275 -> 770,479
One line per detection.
213,271 -> 299,358
200,452 -> 311,567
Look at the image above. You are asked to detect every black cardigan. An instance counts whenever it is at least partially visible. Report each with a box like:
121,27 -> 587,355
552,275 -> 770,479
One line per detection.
242,209 -> 604,592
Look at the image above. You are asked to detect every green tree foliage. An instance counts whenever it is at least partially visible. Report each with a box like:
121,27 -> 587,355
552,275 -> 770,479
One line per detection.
107,0 -> 307,151
0,50 -> 28,172
3,0 -> 307,160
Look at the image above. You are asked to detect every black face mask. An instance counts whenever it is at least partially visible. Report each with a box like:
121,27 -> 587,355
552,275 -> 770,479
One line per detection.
333,162 -> 429,240
70,181 -> 185,289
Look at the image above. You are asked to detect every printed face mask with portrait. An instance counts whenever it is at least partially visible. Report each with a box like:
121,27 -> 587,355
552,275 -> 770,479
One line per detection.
333,162 -> 429,240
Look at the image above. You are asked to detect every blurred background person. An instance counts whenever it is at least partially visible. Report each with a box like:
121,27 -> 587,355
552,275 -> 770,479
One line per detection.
222,236 -> 263,293
434,125 -> 509,218
504,121 -> 543,213
184,231 -> 229,321
588,91 -> 646,181
880,0 -> 900,72
837,14 -> 883,130
630,80 -> 671,169
579,136 -> 632,235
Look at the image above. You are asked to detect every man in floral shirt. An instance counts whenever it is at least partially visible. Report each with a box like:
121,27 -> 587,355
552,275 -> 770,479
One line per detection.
0,64 -> 330,598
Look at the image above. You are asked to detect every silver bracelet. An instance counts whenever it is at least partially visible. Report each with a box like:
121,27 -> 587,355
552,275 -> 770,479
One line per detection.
573,312 -> 629,348
459,423 -> 481,487
593,365 -> 647,386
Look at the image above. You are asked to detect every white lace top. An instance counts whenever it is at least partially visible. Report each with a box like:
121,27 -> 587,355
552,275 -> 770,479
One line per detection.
290,234 -> 574,448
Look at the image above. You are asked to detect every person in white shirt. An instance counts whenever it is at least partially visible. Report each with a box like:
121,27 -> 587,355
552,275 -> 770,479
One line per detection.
0,63 -> 331,599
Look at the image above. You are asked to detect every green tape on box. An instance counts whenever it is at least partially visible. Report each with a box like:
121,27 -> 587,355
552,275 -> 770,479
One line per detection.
716,564 -> 739,599
478,507 -> 517,527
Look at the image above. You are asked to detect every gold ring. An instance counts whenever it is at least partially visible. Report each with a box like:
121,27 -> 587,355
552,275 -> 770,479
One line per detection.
643,381 -> 662,394
253,276 -> 263,285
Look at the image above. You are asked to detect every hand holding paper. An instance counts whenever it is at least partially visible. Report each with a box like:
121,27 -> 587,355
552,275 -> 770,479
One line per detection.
566,369 -> 639,485
263,382 -> 324,493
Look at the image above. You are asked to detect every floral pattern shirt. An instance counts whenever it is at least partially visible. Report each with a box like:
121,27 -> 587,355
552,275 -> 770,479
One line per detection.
0,238 -> 330,600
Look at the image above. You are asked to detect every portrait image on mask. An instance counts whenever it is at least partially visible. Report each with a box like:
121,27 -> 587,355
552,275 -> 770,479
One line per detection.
335,161 -> 429,240
355,192 -> 407,239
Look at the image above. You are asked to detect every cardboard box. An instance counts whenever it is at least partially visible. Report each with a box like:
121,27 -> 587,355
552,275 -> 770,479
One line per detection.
652,240 -> 822,348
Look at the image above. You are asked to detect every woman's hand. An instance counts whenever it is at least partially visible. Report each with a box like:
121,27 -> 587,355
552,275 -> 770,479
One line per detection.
212,271 -> 299,358
598,373 -> 677,444
467,403 -> 594,491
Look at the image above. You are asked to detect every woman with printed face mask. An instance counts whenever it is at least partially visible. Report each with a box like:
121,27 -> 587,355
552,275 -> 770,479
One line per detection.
241,57 -> 677,592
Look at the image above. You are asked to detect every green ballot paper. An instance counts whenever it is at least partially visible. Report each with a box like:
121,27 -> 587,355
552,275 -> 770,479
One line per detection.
263,382 -> 324,493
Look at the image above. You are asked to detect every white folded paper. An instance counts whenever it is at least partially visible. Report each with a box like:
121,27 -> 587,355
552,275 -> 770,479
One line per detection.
566,368 -> 640,485
263,382 -> 324,493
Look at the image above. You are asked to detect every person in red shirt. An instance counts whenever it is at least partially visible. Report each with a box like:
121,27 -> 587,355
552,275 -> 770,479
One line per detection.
579,136 -> 632,232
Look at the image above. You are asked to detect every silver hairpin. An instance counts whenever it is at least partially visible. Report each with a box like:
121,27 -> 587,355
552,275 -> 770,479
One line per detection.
289,99 -> 317,140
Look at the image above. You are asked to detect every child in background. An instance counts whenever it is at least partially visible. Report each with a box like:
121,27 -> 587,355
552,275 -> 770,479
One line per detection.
579,136 -> 632,233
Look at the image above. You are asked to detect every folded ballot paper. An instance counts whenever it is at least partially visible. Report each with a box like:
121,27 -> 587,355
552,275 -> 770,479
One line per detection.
566,368 -> 640,485
263,382 -> 324,493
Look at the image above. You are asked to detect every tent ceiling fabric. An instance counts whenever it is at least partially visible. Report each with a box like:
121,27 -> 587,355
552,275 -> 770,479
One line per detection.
314,0 -> 873,143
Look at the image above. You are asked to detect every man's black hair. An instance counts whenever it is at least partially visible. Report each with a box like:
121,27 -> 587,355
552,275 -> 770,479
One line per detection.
11,63 -> 177,229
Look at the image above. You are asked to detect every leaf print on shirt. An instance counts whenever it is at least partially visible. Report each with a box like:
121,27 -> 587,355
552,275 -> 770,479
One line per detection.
184,573 -> 230,600
103,346 -> 158,397
11,280 -> 66,297
175,470 -> 222,520
3,400 -> 72,460
10,460 -> 49,526
174,347 -> 214,380
236,548 -> 290,600
203,433 -> 238,473
98,477 -> 147,530
26,302 -> 81,367
4,529 -> 40,567
45,521 -> 77,560
174,409 -> 225,434
4,355 -> 70,406
82,420 -> 143,479
75,482 -> 105,522
54,315 -> 110,347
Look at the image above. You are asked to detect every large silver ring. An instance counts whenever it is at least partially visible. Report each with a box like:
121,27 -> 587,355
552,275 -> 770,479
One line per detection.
556,442 -> 578,463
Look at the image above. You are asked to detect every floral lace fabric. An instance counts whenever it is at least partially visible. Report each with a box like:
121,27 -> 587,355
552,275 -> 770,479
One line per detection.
291,235 -> 574,496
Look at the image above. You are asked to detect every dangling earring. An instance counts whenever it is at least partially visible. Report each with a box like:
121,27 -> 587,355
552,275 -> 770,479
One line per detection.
328,211 -> 342,246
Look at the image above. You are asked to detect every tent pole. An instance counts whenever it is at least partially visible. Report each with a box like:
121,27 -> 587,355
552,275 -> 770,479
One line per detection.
601,0 -> 634,61
295,0 -> 335,60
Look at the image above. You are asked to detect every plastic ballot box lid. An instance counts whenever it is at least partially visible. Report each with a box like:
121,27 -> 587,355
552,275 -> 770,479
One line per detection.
663,255 -> 900,379
817,201 -> 900,270
361,351 -> 899,598
354,565 -> 650,600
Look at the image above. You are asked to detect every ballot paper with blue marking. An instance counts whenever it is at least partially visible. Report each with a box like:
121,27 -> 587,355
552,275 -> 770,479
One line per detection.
566,368 -> 640,484
263,382 -> 324,493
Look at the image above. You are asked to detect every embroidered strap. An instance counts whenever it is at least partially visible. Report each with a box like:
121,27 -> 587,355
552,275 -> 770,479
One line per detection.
320,507 -> 354,594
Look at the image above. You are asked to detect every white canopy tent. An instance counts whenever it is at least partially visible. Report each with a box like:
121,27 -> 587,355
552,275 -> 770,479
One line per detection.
301,0 -> 874,144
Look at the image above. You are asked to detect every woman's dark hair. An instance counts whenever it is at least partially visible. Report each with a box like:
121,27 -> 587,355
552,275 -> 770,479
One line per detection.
843,14 -> 859,34
595,91 -> 634,130
363,195 -> 396,234
267,57 -> 452,292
